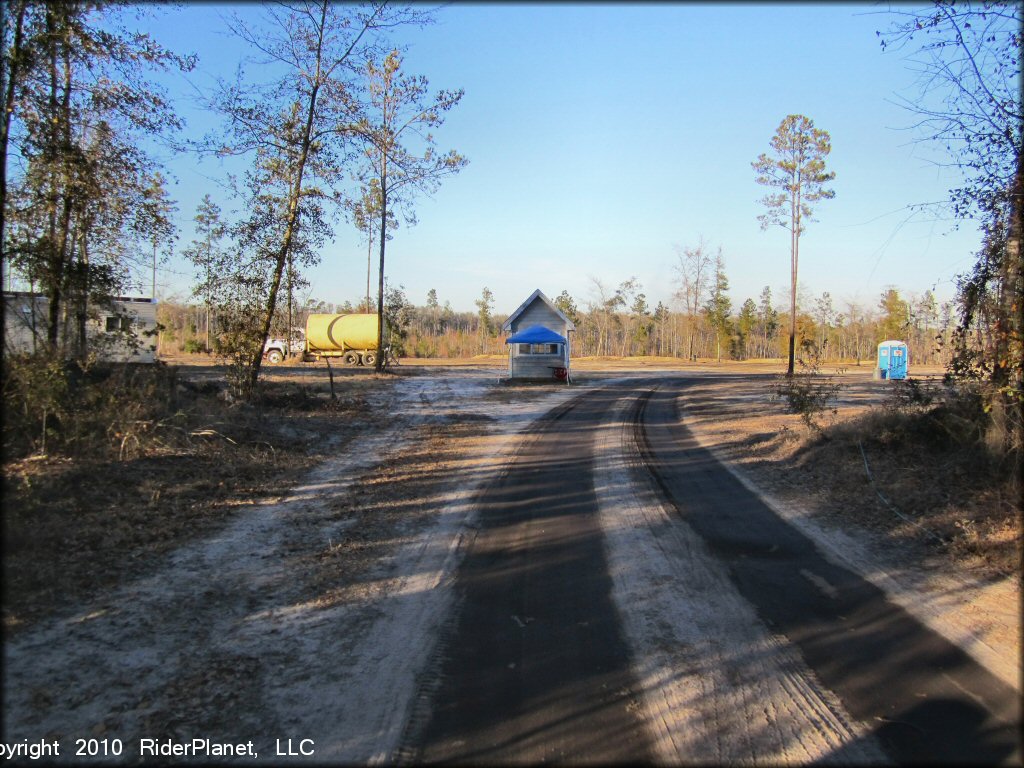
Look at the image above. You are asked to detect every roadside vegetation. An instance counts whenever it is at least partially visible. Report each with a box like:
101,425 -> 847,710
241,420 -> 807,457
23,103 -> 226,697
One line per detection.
1,359 -> 380,632
771,340 -> 845,430
768,339 -> 1018,577
819,377 -> 1018,577
683,369 -> 1020,580
827,379 -> 1019,575
768,2 -> 1022,574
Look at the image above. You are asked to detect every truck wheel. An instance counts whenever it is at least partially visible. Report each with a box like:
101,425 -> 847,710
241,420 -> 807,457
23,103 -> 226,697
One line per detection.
343,351 -> 360,366
267,349 -> 284,364
362,351 -> 377,367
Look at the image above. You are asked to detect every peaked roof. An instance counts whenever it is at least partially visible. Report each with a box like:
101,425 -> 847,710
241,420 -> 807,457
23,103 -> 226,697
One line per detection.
505,324 -> 567,345
501,289 -> 576,332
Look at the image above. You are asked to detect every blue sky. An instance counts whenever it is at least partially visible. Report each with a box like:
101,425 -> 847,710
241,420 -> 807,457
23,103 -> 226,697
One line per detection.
146,2 -> 980,316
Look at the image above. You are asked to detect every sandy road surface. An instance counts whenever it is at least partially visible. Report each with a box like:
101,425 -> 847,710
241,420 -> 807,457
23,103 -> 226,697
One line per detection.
594,382 -> 887,764
3,368 -> 583,763
3,365 -> 1018,764
404,377 -> 887,764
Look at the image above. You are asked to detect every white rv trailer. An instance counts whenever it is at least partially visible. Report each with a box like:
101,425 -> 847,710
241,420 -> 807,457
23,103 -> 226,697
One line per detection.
3,292 -> 158,363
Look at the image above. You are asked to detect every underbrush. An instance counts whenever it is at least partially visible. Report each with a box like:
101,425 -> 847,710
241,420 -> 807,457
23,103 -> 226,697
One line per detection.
807,378 -> 1021,577
3,356 -> 190,460
771,341 -> 844,430
1,355 -> 375,631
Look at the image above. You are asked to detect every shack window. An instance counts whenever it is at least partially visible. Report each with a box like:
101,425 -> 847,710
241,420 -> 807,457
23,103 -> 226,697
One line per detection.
105,315 -> 132,332
519,343 -> 559,355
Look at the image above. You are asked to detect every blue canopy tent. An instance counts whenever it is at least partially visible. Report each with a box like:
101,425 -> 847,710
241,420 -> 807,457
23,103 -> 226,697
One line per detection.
505,324 -> 570,382
505,325 -> 567,345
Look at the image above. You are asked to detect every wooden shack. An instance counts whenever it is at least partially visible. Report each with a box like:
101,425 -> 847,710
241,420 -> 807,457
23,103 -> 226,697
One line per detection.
502,289 -> 575,380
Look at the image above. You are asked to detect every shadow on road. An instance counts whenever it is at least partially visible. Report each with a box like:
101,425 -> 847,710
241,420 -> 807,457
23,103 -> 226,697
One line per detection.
411,387 -> 656,764
639,382 -> 1021,765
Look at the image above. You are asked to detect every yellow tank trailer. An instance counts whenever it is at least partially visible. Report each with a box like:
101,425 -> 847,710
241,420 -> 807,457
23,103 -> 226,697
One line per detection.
304,313 -> 381,366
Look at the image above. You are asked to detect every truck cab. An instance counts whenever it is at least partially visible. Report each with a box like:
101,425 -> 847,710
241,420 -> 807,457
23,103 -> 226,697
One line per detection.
263,329 -> 305,364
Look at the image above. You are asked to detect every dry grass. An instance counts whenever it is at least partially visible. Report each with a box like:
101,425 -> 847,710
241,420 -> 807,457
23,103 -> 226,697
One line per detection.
680,372 -> 1022,579
2,365 -> 385,632
818,393 -> 1021,575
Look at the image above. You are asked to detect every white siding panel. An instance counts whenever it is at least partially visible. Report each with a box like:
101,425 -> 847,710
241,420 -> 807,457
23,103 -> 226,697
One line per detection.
3,294 -> 158,362
511,354 -> 564,379
510,302 -> 567,336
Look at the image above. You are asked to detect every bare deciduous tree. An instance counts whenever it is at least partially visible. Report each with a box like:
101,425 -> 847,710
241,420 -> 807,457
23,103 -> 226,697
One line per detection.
673,237 -> 713,360
880,1 -> 1022,452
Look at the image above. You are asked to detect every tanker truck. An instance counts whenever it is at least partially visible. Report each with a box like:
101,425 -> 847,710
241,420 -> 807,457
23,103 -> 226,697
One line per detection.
304,313 -> 384,366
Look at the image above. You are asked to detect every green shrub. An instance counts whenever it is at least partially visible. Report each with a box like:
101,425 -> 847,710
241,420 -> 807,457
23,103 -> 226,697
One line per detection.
413,338 -> 438,358
1,354 -> 70,456
771,340 -> 843,430
2,354 -> 181,460
183,337 -> 208,354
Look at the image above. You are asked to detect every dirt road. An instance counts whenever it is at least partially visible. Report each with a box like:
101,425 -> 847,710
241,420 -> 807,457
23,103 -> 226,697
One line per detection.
2,367 -> 1019,764
409,385 -> 656,764
404,377 -> 1019,764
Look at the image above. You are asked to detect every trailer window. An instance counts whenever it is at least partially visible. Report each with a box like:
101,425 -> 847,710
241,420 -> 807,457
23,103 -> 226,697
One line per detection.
519,343 -> 560,355
105,316 -> 132,332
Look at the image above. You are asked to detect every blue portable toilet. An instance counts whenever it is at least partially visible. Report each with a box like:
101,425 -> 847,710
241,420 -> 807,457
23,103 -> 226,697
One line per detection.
876,340 -> 909,380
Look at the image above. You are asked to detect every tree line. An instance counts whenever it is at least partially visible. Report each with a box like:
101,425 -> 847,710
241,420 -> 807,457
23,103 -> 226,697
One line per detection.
158,273 -> 954,368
